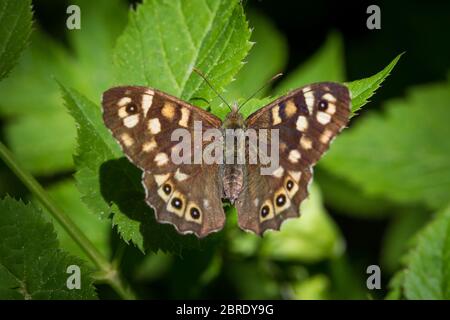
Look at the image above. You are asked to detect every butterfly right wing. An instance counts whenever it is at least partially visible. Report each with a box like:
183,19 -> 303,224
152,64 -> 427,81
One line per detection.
102,86 -> 226,237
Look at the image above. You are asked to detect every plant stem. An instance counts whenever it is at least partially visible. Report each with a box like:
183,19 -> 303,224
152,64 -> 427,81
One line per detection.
0,141 -> 136,300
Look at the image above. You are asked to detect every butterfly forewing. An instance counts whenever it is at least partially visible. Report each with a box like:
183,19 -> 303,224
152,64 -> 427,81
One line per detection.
236,82 -> 351,235
102,86 -> 225,237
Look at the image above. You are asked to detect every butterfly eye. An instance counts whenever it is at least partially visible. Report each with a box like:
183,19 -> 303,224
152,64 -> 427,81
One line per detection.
190,207 -> 201,220
318,100 -> 328,111
276,194 -> 286,206
171,197 -> 183,209
286,180 -> 294,191
261,205 -> 270,217
163,184 -> 172,195
126,102 -> 138,114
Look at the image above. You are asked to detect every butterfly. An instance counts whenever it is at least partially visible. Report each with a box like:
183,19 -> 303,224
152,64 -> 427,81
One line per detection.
102,82 -> 351,237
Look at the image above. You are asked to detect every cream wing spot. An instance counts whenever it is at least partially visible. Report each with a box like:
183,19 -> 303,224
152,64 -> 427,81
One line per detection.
142,137 -> 157,152
161,102 -> 175,120
322,93 -> 337,103
167,191 -> 185,217
304,90 -> 315,114
157,179 -> 173,202
296,115 -> 308,132
273,188 -> 291,215
185,202 -> 202,224
272,166 -> 284,178
148,118 -> 161,134
179,108 -> 190,128
288,149 -> 301,163
300,136 -> 313,150
284,176 -> 299,198
174,168 -> 189,181
259,200 -> 274,222
154,173 -> 170,186
141,91 -> 154,116
120,133 -> 134,147
326,102 -> 336,115
118,97 -> 132,107
320,129 -> 334,144
272,105 -> 282,125
118,107 -> 128,118
288,170 -> 302,182
154,152 -> 169,166
123,114 -> 140,128
284,100 -> 297,117
317,111 -> 331,125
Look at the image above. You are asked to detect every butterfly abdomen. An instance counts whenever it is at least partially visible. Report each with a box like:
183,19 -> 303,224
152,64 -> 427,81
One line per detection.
222,164 -> 244,204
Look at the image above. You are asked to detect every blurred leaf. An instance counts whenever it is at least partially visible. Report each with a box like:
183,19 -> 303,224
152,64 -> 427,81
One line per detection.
386,270 -> 406,300
321,79 -> 450,210
225,10 -> 288,100
37,179 -> 111,262
134,251 -> 173,282
400,205 -> 450,299
381,209 -> 429,274
6,112 -> 75,174
260,183 -> 344,262
62,85 -> 201,253
274,33 -> 345,95
0,31 -> 72,117
230,183 -> 344,263
0,0 -> 127,175
228,260 -> 279,299
0,196 -> 97,299
347,53 -> 403,113
316,169 -> 397,219
293,274 -> 330,300
328,255 -> 367,299
114,0 -> 252,103
68,0 -> 128,101
0,0 -> 32,81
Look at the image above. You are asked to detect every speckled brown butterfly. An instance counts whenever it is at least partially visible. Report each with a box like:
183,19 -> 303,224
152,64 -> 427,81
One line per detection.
102,81 -> 350,237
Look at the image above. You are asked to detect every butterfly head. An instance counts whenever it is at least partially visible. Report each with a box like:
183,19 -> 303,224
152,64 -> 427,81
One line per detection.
223,102 -> 245,129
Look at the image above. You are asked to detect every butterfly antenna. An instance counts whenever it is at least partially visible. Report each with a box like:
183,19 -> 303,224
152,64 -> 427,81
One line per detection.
238,73 -> 283,111
193,67 -> 232,111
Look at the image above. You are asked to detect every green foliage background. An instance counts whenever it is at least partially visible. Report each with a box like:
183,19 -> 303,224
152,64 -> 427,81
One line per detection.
0,0 -> 449,300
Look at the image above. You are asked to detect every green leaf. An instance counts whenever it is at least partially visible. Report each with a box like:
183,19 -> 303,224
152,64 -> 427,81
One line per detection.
293,274 -> 330,300
0,0 -> 127,175
0,196 -> 97,299
274,32 -> 345,95
36,179 -> 111,262
68,0 -> 128,101
114,0 -> 252,103
5,112 -> 76,175
0,0 -> 32,81
346,53 -> 403,113
62,85 -> 202,253
401,205 -> 450,299
381,209 -> 429,274
316,169 -> 397,219
320,79 -> 450,210
224,10 -> 288,100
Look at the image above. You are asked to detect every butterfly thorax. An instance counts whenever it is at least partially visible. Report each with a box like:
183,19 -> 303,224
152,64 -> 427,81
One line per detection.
221,105 -> 245,203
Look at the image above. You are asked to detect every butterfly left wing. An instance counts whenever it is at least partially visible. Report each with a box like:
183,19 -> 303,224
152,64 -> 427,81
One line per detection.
235,82 -> 351,235
102,86 -> 226,237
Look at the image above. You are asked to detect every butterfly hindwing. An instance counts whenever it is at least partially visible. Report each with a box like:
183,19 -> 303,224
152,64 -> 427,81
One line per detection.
236,82 -> 351,235
102,86 -> 226,237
